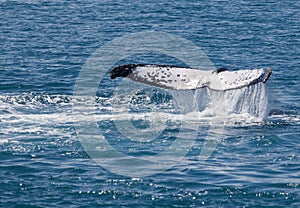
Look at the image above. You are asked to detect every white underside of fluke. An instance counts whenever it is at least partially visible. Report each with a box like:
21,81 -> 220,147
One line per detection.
126,65 -> 271,91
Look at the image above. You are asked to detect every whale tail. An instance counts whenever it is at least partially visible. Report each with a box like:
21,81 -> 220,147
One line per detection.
110,64 -> 272,91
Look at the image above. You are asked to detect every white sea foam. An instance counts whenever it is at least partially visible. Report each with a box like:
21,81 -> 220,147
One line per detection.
0,83 -> 272,141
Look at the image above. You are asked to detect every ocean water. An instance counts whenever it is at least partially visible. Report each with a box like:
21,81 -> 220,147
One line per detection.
1,0 -> 299,207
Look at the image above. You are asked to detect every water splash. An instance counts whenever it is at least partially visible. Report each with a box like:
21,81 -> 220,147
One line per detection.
0,83 -> 268,124
194,83 -> 268,123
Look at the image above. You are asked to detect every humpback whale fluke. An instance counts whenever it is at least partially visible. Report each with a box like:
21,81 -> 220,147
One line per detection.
110,64 -> 272,91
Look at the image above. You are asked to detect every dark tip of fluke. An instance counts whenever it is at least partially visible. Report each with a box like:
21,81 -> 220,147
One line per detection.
110,64 -> 137,79
216,68 -> 229,73
263,68 -> 272,83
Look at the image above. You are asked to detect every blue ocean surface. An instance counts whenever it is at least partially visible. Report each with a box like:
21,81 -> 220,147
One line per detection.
1,0 -> 299,207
